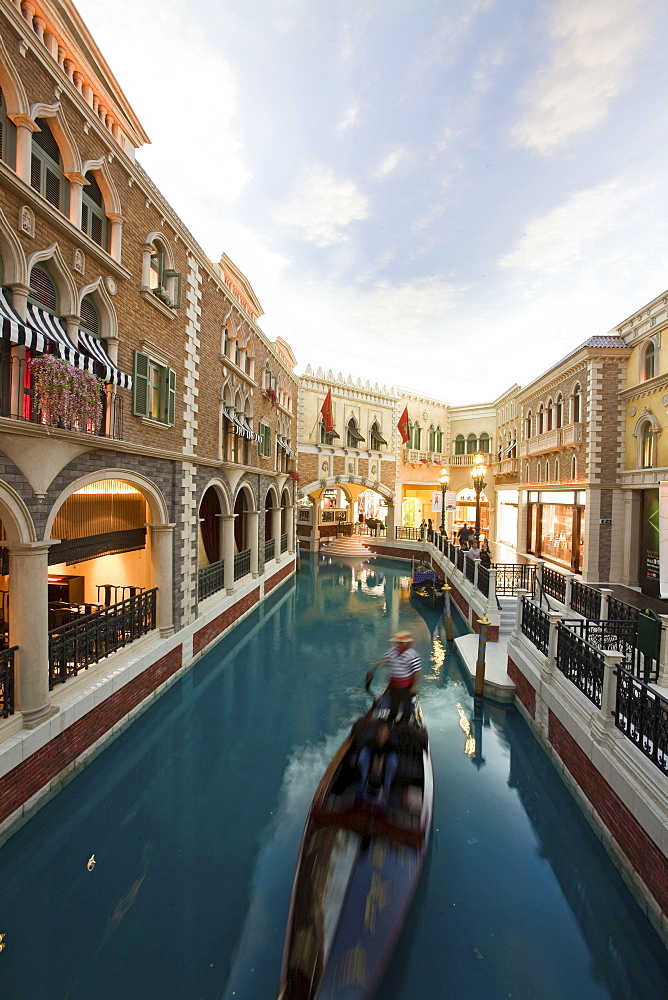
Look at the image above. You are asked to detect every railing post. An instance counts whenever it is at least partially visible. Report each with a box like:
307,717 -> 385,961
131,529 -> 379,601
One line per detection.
599,587 -> 612,621
487,566 -> 497,610
473,557 -> 480,590
595,649 -> 623,737
547,611 -> 563,672
564,572 -> 575,613
512,588 -> 529,641
474,615 -> 490,699
535,559 -> 545,593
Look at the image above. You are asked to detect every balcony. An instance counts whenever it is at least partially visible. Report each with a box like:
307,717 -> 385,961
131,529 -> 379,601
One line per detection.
490,457 -> 518,476
404,451 -> 447,466
520,423 -> 582,456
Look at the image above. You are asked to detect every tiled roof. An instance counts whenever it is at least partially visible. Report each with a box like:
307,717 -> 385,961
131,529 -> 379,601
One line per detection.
524,335 -> 628,392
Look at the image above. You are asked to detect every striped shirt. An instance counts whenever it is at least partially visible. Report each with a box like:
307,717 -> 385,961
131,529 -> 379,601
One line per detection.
383,646 -> 421,687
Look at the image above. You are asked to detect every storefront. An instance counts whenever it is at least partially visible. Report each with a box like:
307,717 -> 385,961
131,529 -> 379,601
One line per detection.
496,489 -> 518,548
455,488 -> 490,534
526,490 -> 586,573
640,488 -> 659,598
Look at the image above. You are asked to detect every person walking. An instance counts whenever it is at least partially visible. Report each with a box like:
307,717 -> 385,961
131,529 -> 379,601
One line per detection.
427,518 -> 433,542
368,630 -> 422,723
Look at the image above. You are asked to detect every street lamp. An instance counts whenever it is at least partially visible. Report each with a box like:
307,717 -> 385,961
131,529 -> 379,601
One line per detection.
471,453 -> 487,542
439,469 -> 449,534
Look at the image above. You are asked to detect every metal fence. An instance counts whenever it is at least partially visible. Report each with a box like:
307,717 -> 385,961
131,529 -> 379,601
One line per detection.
560,618 -> 658,683
608,596 -> 639,624
465,555 -> 475,583
616,667 -> 668,774
478,564 -> 490,598
281,533 -> 288,553
542,565 -> 566,603
521,597 -> 550,655
264,538 -> 276,562
234,548 -> 251,581
49,589 -> 157,687
495,563 -> 536,596
395,527 -> 422,541
198,559 -> 225,602
0,645 -> 16,717
556,622 -> 604,708
570,579 -> 601,620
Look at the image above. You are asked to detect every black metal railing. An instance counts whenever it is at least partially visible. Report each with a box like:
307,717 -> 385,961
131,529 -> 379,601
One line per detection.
495,563 -> 536,596
570,579 -> 601,620
465,555 -> 475,583
478,564 -> 490,598
198,560 -> 225,602
608,596 -> 639,624
561,618 -> 657,683
456,548 -> 465,573
265,538 -> 275,562
0,645 -> 16,717
48,589 -> 157,687
521,598 -> 550,655
542,565 -> 567,603
395,527 -> 422,540
280,533 -> 288,553
48,527 -> 146,566
616,667 -> 668,774
556,622 -> 604,707
234,548 -> 251,581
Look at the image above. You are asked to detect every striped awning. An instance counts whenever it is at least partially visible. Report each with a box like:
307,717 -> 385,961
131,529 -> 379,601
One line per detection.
78,329 -> 132,389
223,407 -> 245,436
240,415 -> 262,441
0,289 -> 47,351
26,303 -> 94,372
278,436 -> 297,457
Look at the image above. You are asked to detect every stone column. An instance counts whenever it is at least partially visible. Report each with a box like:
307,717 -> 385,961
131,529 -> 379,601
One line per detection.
148,523 -> 175,636
285,504 -> 295,553
546,611 -> 563,672
65,172 -> 86,227
385,500 -> 396,540
7,541 -> 57,727
599,588 -> 613,621
564,572 -> 575,613
247,510 -> 260,576
10,115 -> 38,184
593,649 -> 623,742
64,315 -> 81,347
108,214 -> 124,262
271,505 -> 281,559
222,515 -> 236,592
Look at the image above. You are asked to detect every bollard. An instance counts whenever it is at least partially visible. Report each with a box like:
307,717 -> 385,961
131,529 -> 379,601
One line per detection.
474,614 -> 490,699
443,582 -> 454,641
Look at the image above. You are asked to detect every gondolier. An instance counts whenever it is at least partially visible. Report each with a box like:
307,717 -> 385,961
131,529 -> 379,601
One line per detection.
369,630 -> 421,722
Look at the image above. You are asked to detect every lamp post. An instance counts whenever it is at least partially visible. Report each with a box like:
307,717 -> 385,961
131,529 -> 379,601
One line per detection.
439,469 -> 449,535
471,453 -> 487,543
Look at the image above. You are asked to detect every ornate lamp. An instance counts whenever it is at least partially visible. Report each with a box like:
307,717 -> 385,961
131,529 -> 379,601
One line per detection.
471,453 -> 487,541
439,469 -> 449,534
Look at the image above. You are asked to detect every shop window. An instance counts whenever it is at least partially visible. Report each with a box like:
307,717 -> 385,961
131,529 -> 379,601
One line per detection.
31,119 -> 65,212
258,421 -> 271,458
81,172 -> 108,249
133,351 -> 176,425
454,434 -> 465,455
478,432 -> 490,453
641,422 -> 655,468
643,341 -> 656,381
466,433 -> 477,454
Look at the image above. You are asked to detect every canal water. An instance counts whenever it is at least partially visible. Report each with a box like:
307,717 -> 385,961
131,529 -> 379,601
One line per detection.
0,554 -> 666,1000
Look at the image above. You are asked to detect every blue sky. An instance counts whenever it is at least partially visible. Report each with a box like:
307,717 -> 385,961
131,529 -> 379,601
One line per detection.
77,0 -> 668,403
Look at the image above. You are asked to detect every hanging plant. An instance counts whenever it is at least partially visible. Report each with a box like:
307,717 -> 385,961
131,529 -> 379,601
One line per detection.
288,469 -> 300,483
29,355 -> 105,432
264,388 -> 277,406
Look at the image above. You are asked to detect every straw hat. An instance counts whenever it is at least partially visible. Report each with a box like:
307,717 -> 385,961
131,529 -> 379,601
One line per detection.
392,630 -> 413,644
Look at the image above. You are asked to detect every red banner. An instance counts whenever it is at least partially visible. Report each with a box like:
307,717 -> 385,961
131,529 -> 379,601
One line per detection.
397,406 -> 410,444
321,389 -> 335,433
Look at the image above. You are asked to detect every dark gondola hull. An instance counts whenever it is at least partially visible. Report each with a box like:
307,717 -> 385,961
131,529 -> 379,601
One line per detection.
278,694 -> 433,1000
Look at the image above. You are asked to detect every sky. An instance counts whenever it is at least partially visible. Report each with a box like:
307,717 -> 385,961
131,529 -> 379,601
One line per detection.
76,0 -> 668,404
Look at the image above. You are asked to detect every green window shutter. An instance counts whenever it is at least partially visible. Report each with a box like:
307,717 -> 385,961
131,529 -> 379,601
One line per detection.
45,166 -> 60,209
133,351 -> 150,417
30,154 -> 41,192
167,368 -> 176,425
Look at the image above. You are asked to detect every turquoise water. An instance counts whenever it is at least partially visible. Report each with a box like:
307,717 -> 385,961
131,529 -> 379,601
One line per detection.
0,554 -> 667,999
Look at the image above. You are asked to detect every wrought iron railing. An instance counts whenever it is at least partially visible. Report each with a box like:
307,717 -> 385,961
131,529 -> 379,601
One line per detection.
478,564 -> 489,598
48,527 -> 146,566
570,579 -> 601,620
234,548 -> 251,581
280,533 -> 288,553
264,538 -> 275,562
48,589 -> 157,687
616,667 -> 668,774
456,548 -> 465,573
395,527 -> 422,540
495,563 -> 536,596
0,644 -> 16,717
465,555 -> 475,583
198,560 -> 225,601
608,596 -> 639,625
521,598 -> 550,655
561,618 -> 657,683
542,565 -> 566,603
556,622 -> 604,707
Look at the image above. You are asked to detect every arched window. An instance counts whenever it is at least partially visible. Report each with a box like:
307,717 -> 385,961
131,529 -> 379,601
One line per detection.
370,421 -> 386,451
320,418 -> 338,446
478,432 -> 490,454
434,425 -> 443,453
571,455 -> 577,480
28,265 -> 57,312
31,119 -> 65,211
641,421 -> 655,468
556,394 -> 563,428
347,417 -> 365,448
536,462 -> 541,483
147,237 -> 182,308
546,399 -> 553,431
538,404 -> 544,435
81,172 -> 108,249
410,422 -> 421,450
525,411 -> 532,439
454,434 -> 465,455
466,433 -> 477,454
0,88 -> 16,167
545,460 -> 550,482
554,459 -> 559,482
572,383 -> 582,423
222,326 -> 230,358
428,424 -> 436,451
644,341 -> 656,382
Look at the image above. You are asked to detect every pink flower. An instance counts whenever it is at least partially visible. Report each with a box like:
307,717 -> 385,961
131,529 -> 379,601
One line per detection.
29,354 -> 104,432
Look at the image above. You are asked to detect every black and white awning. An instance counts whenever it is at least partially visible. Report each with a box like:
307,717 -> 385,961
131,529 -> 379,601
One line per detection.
0,289 -> 47,352
240,415 -> 262,441
78,329 -> 133,389
277,436 -> 297,457
26,303 -> 94,372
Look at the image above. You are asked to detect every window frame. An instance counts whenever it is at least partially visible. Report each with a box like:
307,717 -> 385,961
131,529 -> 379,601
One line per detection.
31,118 -> 66,212
258,421 -> 272,458
81,172 -> 108,250
133,350 -> 176,425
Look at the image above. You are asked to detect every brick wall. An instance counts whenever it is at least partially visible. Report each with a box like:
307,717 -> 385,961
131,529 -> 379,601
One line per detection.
549,711 -> 668,916
0,646 -> 182,826
265,561 -> 294,595
193,589 -> 260,656
507,657 -> 536,717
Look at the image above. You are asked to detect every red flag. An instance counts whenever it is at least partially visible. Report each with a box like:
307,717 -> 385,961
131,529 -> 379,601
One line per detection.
397,406 -> 410,444
321,389 -> 335,433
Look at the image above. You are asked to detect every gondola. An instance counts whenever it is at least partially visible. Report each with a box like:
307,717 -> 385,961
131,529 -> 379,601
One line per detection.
410,562 -> 444,608
277,686 -> 433,1000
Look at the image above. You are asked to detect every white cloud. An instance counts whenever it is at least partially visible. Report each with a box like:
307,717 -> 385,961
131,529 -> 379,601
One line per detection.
273,165 -> 369,245
373,147 -> 409,178
335,101 -> 361,134
511,0 -> 651,154
497,180 -> 646,276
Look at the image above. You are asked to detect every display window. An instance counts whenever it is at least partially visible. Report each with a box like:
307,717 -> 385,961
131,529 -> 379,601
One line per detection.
526,491 -> 586,572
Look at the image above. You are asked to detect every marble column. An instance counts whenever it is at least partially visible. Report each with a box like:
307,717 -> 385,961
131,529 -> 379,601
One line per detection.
271,505 -> 281,559
148,523 -> 175,636
247,510 -> 260,576
222,515 -> 236,592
